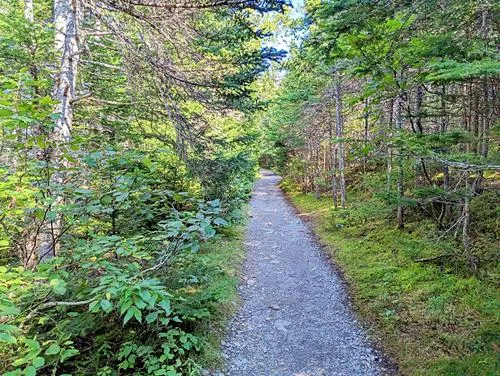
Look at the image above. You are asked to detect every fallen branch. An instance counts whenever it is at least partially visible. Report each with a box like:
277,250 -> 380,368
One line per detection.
25,298 -> 96,322
413,253 -> 455,263
428,156 -> 500,171
436,214 -> 465,242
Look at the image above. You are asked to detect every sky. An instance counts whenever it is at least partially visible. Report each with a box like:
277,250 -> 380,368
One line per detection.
290,0 -> 305,20
271,0 -> 305,52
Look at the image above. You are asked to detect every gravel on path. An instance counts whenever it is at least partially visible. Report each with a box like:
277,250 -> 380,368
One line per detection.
220,171 -> 387,376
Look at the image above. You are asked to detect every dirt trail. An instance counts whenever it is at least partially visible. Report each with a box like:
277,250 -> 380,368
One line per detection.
220,171 -> 387,376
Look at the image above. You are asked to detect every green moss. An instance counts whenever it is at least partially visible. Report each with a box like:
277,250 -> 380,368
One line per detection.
287,191 -> 499,376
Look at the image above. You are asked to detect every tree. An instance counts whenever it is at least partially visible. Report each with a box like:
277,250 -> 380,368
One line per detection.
262,0 -> 499,264
0,0 -> 289,373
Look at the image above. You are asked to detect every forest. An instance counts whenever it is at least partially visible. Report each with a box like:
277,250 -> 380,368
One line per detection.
0,0 -> 498,375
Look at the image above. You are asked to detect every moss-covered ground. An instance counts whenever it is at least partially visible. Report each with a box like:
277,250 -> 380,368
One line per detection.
286,188 -> 498,376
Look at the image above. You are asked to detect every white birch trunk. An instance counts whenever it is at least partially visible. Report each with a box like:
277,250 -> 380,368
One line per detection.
24,0 -> 34,22
36,0 -> 82,262
53,0 -> 81,143
20,0 -> 35,268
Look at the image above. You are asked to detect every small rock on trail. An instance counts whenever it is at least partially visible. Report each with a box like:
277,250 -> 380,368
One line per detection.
220,170 -> 387,376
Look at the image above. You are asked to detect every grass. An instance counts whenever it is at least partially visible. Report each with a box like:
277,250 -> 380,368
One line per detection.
166,209 -> 248,374
286,188 -> 499,376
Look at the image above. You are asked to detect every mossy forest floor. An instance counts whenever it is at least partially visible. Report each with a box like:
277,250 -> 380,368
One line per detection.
285,187 -> 498,376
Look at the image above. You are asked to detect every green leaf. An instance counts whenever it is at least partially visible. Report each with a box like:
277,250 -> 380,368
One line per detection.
38,96 -> 54,105
24,339 -> 40,351
100,299 -> 112,313
208,199 -> 220,207
0,332 -> 17,344
159,300 -> 171,315
0,324 -> 19,332
24,366 -> 36,376
32,357 -> 44,368
134,298 -> 146,309
59,348 -> 78,362
120,299 -> 133,315
0,304 -> 20,315
49,279 -> 67,296
145,311 -> 158,323
123,308 -> 134,325
13,358 -> 28,367
214,217 -> 228,226
88,300 -> 99,312
44,343 -> 60,355
133,307 -> 142,323
0,109 -> 13,117
138,290 -> 152,303
2,370 -> 21,376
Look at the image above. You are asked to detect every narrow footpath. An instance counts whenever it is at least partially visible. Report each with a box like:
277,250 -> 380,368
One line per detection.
221,171 -> 386,376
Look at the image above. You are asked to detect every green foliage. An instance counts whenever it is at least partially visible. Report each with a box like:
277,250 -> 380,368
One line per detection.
0,186 -> 234,373
0,136 -> 253,374
427,59 -> 500,83
0,0 -> 276,373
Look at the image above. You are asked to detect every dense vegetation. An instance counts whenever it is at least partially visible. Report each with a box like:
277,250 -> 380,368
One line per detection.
261,0 -> 499,374
1,0 -> 498,375
0,0 -> 286,374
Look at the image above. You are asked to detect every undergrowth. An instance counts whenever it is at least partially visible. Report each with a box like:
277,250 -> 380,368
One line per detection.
0,146 -> 254,376
167,219 -> 247,371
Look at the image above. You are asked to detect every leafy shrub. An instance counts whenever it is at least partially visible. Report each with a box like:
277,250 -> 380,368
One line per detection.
0,144 -> 253,375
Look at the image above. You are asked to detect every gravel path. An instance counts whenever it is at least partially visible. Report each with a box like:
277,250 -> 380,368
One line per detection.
220,171 -> 386,376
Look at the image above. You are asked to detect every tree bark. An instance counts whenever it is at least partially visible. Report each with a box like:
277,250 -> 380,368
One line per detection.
53,0 -> 81,143
439,86 -> 451,227
395,93 -> 405,229
334,77 -> 346,208
328,103 -> 338,207
386,99 -> 394,191
363,97 -> 369,179
20,0 -> 36,268
35,0 -> 82,262
24,0 -> 34,22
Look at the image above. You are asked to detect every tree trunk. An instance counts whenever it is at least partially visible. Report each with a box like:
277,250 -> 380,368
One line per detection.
35,0 -> 82,262
334,77 -> 346,208
439,86 -> 451,227
20,0 -> 36,268
481,81 -> 492,159
363,97 -> 369,180
386,99 -> 394,191
24,0 -> 34,22
415,85 -> 424,134
473,86 -> 480,155
53,0 -> 81,143
328,105 -> 338,207
414,85 -> 432,185
462,173 -> 480,272
395,93 -> 405,229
